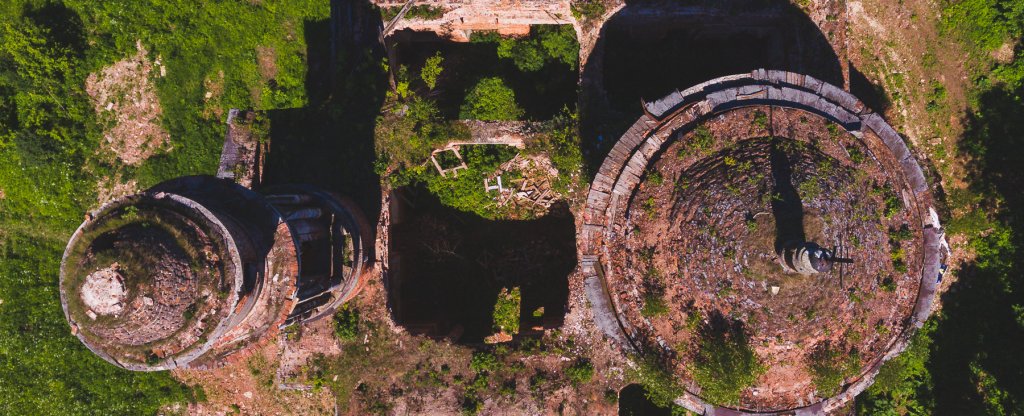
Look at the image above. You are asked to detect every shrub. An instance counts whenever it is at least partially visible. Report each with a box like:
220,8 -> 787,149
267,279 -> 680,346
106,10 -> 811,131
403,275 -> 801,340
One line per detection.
889,224 -> 914,242
565,359 -> 595,386
883,189 -> 902,217
880,276 -> 897,292
752,110 -> 769,129
604,389 -> 619,404
470,351 -> 499,374
493,287 -> 521,335
678,126 -> 715,158
571,0 -> 606,20
459,77 -> 524,121
646,171 -> 664,186
642,196 -> 658,219
629,356 -> 684,408
690,322 -> 765,405
333,304 -> 361,342
846,145 -> 865,164
808,343 -> 860,397
421,52 -> 444,90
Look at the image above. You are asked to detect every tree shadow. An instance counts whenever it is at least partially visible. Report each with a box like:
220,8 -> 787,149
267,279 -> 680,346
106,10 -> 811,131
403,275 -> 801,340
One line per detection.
927,80 -> 1024,414
619,383 -> 673,416
579,0 -> 888,180
769,138 -> 805,253
261,2 -> 388,222
386,185 -> 576,343
23,2 -> 86,57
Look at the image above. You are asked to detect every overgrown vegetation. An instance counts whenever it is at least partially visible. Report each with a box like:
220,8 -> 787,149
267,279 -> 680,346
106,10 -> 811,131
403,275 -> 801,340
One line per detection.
333,304 -> 362,342
629,356 -> 685,410
858,1 -> 1024,413
375,95 -> 469,172
689,318 -> 765,406
527,107 -> 585,193
571,0 -> 607,21
379,5 -> 446,21
472,26 -> 579,73
807,343 -> 860,397
0,0 -> 333,412
415,145 -> 523,219
459,77 -> 524,121
492,287 -> 521,335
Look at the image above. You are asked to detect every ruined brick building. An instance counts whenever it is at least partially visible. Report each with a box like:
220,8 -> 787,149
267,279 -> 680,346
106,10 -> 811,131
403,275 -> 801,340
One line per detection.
58,2 -> 947,414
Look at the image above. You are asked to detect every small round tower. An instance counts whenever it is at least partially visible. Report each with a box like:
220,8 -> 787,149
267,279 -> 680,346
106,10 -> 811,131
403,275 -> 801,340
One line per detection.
60,176 -> 371,370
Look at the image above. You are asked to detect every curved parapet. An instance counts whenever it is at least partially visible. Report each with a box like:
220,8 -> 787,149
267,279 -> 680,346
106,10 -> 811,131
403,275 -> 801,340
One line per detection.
60,177 -> 292,371
580,70 -> 942,414
60,176 -> 373,370
264,185 -> 374,326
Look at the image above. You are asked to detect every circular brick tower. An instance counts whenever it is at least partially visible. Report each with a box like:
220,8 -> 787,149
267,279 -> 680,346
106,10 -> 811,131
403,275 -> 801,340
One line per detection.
60,176 -> 371,370
580,70 -> 944,414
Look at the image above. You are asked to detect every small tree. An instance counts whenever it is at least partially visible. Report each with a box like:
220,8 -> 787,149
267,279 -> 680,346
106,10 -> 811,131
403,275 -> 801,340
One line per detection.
808,342 -> 860,396
565,358 -> 594,386
492,287 -> 521,335
459,77 -> 524,121
629,355 -> 685,408
690,319 -> 765,406
538,25 -> 579,69
420,52 -> 443,90
332,304 -> 361,341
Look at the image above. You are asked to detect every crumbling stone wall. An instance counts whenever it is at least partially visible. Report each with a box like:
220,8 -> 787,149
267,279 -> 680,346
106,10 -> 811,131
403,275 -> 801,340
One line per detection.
579,70 -> 944,415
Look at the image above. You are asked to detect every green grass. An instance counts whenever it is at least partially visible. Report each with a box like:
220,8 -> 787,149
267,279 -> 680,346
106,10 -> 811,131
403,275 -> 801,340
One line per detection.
0,1 -> 327,412
492,287 -> 521,335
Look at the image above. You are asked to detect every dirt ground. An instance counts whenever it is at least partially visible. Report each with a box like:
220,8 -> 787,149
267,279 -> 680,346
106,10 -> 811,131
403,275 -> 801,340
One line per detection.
95,174 -> 139,205
85,40 -> 170,166
169,252 -> 624,416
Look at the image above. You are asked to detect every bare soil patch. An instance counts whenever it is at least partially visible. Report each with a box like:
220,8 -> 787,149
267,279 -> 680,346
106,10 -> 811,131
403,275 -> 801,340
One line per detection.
95,175 -> 139,205
257,46 -> 278,81
85,41 -> 169,166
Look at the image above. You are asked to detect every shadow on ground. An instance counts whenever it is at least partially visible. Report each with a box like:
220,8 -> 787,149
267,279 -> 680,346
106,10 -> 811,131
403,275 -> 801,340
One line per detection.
925,79 -> 1024,414
262,2 -> 388,222
386,185 -> 576,343
579,0 -> 889,179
